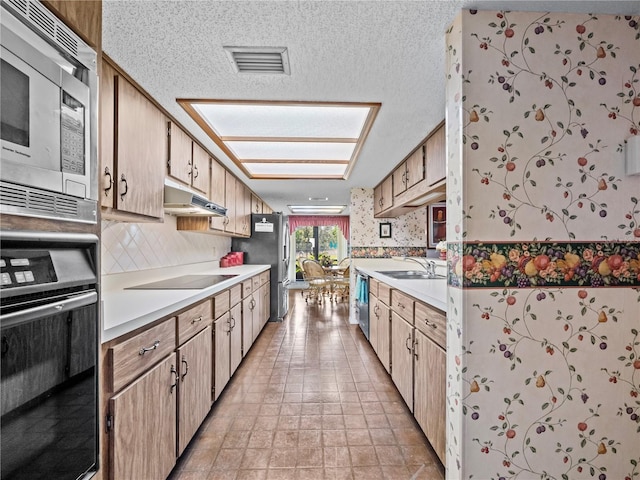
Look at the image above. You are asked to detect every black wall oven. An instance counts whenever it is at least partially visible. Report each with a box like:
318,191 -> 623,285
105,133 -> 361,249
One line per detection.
0,231 -> 99,480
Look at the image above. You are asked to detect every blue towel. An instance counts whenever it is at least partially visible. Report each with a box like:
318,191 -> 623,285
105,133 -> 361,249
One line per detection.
355,276 -> 368,304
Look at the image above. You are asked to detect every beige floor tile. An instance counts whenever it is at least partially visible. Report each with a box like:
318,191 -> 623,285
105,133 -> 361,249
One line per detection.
213,449 -> 245,470
348,446 -> 378,467
369,429 -> 396,446
241,449 -> 272,469
296,447 -> 323,468
298,430 -> 322,448
322,430 -> 347,447
269,448 -> 298,468
351,466 -> 383,480
345,429 -> 372,446
236,469 -> 267,480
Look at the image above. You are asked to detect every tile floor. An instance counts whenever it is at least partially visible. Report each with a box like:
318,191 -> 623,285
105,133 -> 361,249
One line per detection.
168,292 -> 445,480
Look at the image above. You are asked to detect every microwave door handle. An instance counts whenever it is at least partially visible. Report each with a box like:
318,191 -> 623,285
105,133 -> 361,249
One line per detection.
0,291 -> 98,329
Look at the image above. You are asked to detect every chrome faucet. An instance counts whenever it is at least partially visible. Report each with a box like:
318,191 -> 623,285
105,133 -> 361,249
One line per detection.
402,257 -> 437,277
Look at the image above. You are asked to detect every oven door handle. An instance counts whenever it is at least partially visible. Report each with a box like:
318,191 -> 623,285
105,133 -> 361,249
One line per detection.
0,291 -> 98,329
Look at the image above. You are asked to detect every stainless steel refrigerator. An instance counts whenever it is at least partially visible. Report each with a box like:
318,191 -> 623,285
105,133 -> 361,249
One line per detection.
232,213 -> 290,321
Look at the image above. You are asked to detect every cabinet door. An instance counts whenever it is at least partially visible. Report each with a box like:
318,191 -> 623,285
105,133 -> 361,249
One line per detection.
116,76 -> 165,218
406,146 -> 425,189
109,354 -> 177,480
262,282 -> 270,328
210,160 -> 227,231
252,289 -> 262,342
242,296 -> 254,356
374,184 -> 384,216
391,312 -> 414,410
252,194 -> 262,214
99,58 -> 116,209
381,176 -> 393,211
229,302 -> 243,375
377,301 -> 391,373
177,326 -> 212,456
213,313 -> 231,400
168,122 -> 193,186
191,143 -> 211,195
235,183 -> 251,237
393,163 -> 407,198
425,124 -> 446,186
414,330 -> 446,464
224,172 -> 236,234
369,293 -> 379,356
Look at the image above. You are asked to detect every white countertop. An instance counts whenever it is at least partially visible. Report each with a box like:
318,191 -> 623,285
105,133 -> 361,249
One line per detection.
101,262 -> 269,343
353,258 -> 447,312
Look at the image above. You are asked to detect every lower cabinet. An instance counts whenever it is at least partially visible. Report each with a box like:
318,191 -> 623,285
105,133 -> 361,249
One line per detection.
229,301 -> 242,374
414,329 -> 446,463
367,278 -> 447,466
213,312 -> 231,400
391,312 -> 414,409
177,326 -> 212,455
109,354 -> 177,480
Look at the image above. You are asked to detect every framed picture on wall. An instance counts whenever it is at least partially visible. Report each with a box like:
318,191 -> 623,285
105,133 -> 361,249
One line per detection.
379,222 -> 392,238
428,202 -> 446,248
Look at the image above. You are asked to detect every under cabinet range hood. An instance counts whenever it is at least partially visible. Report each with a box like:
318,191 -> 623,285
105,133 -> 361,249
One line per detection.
163,178 -> 226,216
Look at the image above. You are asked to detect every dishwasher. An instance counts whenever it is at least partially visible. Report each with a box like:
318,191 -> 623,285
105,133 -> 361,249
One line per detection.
355,270 -> 369,339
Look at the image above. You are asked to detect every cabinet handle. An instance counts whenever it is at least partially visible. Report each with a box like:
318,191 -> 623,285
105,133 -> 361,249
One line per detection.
405,172 -> 409,184
413,339 -> 419,360
191,315 -> 203,324
402,171 -> 406,185
223,216 -> 229,226
104,167 -> 113,196
181,355 -> 189,380
379,197 -> 384,207
170,364 -> 179,393
230,316 -> 236,330
193,164 -> 199,179
424,319 -> 438,329
405,336 -> 412,352
250,299 -> 256,310
139,340 -> 160,356
119,174 -> 128,200
397,302 -> 405,310
226,318 -> 231,335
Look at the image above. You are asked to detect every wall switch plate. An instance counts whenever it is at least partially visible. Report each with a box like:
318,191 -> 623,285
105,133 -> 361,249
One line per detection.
626,135 -> 640,176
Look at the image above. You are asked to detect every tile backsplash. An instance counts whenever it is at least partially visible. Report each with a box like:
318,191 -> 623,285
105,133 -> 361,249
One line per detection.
101,216 -> 231,275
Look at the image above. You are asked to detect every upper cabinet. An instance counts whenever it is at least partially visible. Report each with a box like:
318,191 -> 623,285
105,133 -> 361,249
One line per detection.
374,176 -> 393,216
100,57 -> 165,221
374,121 -> 446,218
43,1 -> 102,49
425,124 -> 446,187
167,122 -> 210,196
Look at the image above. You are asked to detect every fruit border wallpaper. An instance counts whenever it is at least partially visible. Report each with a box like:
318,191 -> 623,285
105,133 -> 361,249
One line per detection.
445,9 -> 640,480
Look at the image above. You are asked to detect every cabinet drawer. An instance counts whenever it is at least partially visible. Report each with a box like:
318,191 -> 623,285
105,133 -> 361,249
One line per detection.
214,290 -> 230,319
109,318 -> 176,392
243,279 -> 253,297
260,271 -> 270,285
369,278 -> 379,297
415,301 -> 446,349
252,275 -> 261,291
230,284 -> 242,307
177,299 -> 212,345
378,282 -> 392,306
391,290 -> 414,324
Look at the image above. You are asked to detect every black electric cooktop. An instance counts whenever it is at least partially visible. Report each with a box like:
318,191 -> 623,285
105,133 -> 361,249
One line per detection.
126,274 -> 237,290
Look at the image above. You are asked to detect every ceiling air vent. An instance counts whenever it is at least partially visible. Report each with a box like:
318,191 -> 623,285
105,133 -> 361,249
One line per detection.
223,46 -> 290,74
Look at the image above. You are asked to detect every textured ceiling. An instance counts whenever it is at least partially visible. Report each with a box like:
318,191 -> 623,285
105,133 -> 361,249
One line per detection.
102,0 -> 639,214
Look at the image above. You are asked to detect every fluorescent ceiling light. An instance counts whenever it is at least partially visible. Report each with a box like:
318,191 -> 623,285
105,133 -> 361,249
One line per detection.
288,205 -> 346,214
177,100 -> 380,180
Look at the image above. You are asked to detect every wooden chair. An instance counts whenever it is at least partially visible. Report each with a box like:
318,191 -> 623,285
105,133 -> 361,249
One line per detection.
301,259 -> 331,304
331,265 -> 350,302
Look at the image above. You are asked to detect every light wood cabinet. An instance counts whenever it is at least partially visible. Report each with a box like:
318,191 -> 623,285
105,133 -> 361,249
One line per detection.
242,294 -> 255,356
393,146 -> 425,198
376,300 -> 391,373
391,312 -> 414,409
369,277 -> 391,373
414,329 -> 446,463
100,62 -> 165,220
109,353 -> 177,480
167,122 -> 210,196
213,312 -> 231,400
374,176 -> 393,215
252,194 -> 263,214
425,123 -> 446,187
369,292 -> 379,357
177,326 -> 212,456
224,172 -> 237,234
229,301 -> 243,374
236,182 -> 251,237
261,281 -> 271,329
373,120 -> 445,218
209,160 -> 227,231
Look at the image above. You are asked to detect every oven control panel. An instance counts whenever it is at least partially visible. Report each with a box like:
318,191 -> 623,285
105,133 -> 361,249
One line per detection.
0,250 -> 58,289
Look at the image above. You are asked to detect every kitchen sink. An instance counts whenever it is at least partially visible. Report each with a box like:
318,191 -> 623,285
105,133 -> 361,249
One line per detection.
376,270 -> 446,280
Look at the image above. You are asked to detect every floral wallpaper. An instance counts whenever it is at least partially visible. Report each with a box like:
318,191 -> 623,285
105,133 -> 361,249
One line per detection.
349,187 -> 427,257
446,10 -> 640,480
